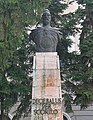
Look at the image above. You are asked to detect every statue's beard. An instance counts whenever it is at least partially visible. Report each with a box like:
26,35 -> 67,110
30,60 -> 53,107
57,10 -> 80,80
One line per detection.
43,20 -> 50,26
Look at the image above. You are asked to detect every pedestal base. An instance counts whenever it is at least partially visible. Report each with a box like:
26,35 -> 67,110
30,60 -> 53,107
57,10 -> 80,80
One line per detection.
31,52 -> 63,120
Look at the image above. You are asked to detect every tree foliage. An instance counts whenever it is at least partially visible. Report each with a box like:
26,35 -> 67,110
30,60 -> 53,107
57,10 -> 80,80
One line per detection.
0,0 -> 51,119
61,0 -> 93,111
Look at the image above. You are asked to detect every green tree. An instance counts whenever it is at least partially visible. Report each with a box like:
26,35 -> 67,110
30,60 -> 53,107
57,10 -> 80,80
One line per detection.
0,0 -> 52,119
61,0 -> 93,111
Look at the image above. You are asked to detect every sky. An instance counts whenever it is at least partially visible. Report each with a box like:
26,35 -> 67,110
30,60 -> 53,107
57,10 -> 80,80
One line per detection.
64,0 -> 78,14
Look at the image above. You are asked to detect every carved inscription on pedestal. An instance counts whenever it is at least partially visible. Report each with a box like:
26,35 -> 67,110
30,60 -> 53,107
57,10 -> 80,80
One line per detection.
31,98 -> 62,115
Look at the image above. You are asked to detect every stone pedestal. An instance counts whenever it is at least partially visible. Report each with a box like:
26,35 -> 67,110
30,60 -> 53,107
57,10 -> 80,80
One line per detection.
31,52 -> 63,120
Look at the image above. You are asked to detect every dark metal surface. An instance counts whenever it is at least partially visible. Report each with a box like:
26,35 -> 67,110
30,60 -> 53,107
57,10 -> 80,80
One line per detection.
29,9 -> 62,52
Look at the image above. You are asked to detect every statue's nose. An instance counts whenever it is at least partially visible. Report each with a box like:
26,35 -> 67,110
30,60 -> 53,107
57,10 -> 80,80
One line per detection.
44,14 -> 48,17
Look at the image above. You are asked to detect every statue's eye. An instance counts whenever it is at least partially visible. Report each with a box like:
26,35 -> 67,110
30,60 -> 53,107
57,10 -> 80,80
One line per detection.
42,13 -> 50,17
47,14 -> 50,16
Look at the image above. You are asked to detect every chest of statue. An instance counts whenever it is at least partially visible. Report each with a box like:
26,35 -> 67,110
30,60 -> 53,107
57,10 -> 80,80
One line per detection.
32,27 -> 58,52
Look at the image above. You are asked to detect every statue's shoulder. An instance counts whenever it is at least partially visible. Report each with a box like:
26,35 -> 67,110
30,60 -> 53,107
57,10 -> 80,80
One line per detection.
30,27 -> 43,40
31,27 -> 43,33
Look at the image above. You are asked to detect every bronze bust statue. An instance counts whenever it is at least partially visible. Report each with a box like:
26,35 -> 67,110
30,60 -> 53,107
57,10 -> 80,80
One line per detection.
29,9 -> 62,52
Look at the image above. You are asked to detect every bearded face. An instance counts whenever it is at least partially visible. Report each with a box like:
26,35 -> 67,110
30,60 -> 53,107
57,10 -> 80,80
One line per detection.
42,12 -> 51,26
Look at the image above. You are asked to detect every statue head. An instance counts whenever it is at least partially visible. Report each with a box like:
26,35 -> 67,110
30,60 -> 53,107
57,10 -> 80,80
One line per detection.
42,9 -> 51,26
